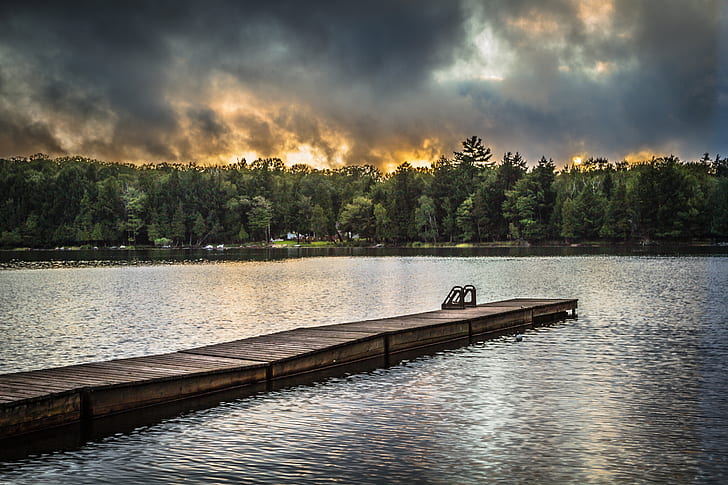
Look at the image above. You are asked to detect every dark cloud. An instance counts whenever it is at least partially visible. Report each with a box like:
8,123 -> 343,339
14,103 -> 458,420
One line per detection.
457,0 -> 724,160
235,113 -> 276,157
0,116 -> 64,156
187,106 -> 229,140
0,0 -> 725,166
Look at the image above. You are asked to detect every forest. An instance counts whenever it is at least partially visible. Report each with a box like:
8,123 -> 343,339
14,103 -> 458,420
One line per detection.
1,137 -> 727,248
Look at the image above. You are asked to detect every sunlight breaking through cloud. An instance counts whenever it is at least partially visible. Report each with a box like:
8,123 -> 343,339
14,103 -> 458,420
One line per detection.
0,0 -> 725,168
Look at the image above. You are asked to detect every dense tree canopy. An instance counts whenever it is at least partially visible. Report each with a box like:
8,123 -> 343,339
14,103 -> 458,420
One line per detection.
1,146 -> 727,248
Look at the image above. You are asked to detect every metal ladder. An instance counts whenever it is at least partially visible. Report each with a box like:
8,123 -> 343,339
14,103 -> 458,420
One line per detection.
441,285 -> 477,310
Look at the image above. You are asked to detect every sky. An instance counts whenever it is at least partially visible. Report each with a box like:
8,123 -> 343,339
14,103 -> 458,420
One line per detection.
0,0 -> 726,170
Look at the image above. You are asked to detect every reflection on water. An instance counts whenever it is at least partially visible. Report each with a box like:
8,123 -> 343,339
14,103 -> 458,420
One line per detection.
1,254 -> 727,483
2,244 -> 727,270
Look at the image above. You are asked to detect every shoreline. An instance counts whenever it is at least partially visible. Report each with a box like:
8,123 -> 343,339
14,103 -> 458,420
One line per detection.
1,239 -> 725,252
2,243 -> 726,272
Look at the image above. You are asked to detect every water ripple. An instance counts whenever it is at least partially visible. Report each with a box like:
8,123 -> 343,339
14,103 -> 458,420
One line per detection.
1,256 -> 727,483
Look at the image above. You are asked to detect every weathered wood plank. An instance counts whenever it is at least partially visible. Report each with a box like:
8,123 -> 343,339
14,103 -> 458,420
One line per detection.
39,368 -> 145,385
182,349 -> 277,362
270,336 -> 386,378
0,388 -> 47,399
131,354 -> 244,366
84,365 -> 267,417
0,392 -> 80,438
303,329 -> 384,338
389,322 -> 471,352
6,369 -> 116,386
0,384 -> 70,397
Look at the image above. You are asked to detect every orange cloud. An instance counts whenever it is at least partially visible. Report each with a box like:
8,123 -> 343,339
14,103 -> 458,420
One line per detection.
623,150 -> 662,164
577,0 -> 614,34
622,145 -> 684,165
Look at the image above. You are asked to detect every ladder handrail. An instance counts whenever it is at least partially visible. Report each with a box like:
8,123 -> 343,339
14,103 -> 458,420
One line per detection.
462,285 -> 476,307
441,285 -> 477,310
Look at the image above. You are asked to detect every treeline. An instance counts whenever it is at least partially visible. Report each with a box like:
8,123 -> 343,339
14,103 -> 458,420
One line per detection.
1,138 -> 727,248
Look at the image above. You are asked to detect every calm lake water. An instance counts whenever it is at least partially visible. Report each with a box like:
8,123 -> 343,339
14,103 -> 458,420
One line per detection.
1,249 -> 727,483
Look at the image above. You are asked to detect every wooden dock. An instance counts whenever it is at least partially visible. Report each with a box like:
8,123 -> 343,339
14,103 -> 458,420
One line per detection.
0,298 -> 576,439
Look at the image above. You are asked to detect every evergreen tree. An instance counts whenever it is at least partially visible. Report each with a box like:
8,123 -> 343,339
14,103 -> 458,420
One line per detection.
454,136 -> 493,166
373,202 -> 393,242
310,204 -> 330,240
710,177 -> 728,237
121,184 -> 146,245
427,156 -> 459,241
338,196 -> 375,239
388,163 -> 423,242
503,157 -> 556,241
455,196 -> 477,241
170,202 -> 187,246
248,196 -> 273,242
191,212 -> 207,246
414,195 -> 438,243
599,181 -> 632,240
472,152 -> 526,240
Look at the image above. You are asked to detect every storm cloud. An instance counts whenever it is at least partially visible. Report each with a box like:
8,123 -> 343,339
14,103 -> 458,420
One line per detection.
0,0 -> 725,168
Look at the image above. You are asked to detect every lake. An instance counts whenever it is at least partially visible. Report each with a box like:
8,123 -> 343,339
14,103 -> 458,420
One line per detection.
1,248 -> 727,483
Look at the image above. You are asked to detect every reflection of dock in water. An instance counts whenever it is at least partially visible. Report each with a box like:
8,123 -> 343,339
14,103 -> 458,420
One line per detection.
0,298 -> 576,440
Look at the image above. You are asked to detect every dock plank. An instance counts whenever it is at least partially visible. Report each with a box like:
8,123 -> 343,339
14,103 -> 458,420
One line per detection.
3,369 -> 117,387
183,348 -> 290,362
41,367 -> 146,385
480,298 -> 574,307
0,380 -> 72,394
290,329 -> 383,339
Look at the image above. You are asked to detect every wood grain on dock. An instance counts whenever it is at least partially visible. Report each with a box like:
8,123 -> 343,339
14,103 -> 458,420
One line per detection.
0,298 -> 576,439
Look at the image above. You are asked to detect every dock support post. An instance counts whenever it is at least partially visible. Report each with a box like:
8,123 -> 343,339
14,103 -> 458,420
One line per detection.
265,366 -> 273,391
79,389 -> 92,420
523,308 -> 533,324
383,334 -> 391,368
